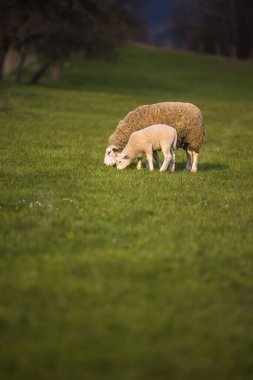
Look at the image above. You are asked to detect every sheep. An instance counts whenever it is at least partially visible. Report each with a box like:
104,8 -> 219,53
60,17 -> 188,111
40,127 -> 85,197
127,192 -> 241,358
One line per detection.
116,124 -> 177,172
104,102 -> 205,172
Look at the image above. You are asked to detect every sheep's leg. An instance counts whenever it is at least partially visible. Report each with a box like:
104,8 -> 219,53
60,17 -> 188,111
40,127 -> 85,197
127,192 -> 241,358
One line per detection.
146,155 -> 154,171
145,144 -> 154,171
186,150 -> 193,171
169,149 -> 176,172
153,151 -> 162,169
136,159 -> 142,170
160,146 -> 172,172
191,151 -> 199,172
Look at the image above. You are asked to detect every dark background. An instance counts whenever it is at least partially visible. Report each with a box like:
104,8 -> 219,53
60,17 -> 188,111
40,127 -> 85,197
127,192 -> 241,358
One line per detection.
0,0 -> 252,84
140,0 -> 184,45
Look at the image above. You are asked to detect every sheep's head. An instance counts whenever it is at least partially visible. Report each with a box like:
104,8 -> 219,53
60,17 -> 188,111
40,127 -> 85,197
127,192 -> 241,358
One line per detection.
104,145 -> 119,166
116,153 -> 132,170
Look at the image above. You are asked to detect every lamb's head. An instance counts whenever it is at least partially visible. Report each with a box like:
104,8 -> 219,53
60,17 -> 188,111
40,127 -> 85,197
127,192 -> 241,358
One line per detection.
116,153 -> 132,170
104,145 -> 120,166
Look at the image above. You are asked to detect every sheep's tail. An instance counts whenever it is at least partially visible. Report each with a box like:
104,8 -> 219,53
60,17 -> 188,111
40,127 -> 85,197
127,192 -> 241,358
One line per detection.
173,131 -> 177,150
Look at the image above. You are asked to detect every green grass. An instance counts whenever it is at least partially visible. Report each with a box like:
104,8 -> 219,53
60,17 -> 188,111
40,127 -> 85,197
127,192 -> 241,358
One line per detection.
0,45 -> 253,380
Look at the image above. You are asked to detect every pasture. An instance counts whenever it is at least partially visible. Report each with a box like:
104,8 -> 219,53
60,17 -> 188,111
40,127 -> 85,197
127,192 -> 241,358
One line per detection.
0,45 -> 253,379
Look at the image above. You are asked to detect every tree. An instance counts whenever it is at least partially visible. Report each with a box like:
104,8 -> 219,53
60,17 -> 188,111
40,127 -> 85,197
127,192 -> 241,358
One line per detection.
170,0 -> 253,59
0,0 -> 145,83
234,0 -> 253,59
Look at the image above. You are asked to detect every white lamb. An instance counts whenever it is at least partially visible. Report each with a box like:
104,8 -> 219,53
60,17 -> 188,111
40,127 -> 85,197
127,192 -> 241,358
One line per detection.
116,124 -> 177,172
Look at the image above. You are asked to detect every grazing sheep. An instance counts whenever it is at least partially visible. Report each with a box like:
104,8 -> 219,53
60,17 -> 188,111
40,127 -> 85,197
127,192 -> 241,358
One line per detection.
104,102 -> 205,172
116,124 -> 177,172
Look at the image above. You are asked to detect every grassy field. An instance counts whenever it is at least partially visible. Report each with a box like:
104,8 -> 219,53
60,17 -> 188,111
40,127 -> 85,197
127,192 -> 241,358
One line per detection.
0,45 -> 253,379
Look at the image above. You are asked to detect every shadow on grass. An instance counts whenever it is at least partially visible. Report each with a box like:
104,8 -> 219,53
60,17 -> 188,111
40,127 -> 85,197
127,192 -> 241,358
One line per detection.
124,161 -> 228,172
176,161 -> 228,172
198,162 -> 228,171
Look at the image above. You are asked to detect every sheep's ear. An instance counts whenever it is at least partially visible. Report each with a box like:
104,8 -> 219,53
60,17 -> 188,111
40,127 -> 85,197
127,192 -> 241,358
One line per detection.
123,155 -> 129,159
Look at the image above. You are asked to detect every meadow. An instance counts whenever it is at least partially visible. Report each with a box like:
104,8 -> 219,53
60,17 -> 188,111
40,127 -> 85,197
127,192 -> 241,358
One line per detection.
0,45 -> 253,379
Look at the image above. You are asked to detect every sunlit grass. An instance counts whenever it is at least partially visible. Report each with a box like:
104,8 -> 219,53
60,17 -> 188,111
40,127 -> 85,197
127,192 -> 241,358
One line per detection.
0,45 -> 253,380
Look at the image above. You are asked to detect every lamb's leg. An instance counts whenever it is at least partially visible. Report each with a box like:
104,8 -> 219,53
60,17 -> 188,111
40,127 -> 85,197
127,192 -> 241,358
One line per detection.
186,150 -> 193,171
136,159 -> 142,170
191,151 -> 199,172
153,151 -> 162,169
169,149 -> 176,172
160,146 -> 172,172
145,144 -> 154,171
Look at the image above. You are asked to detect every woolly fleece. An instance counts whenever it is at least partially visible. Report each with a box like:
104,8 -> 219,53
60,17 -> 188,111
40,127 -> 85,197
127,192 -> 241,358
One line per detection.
109,102 -> 204,152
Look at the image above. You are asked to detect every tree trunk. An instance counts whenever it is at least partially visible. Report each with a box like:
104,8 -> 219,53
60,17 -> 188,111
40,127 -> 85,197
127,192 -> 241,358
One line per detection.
28,62 -> 50,84
0,50 -> 5,80
50,62 -> 60,81
0,26 -> 11,80
15,51 -> 26,83
235,0 -> 252,59
0,42 -> 10,80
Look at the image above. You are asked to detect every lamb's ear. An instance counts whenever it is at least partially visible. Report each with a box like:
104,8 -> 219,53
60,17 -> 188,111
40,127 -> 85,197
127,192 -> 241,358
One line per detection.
123,155 -> 129,159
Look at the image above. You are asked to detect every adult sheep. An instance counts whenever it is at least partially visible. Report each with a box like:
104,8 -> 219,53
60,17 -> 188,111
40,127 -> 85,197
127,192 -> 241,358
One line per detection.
104,102 -> 205,172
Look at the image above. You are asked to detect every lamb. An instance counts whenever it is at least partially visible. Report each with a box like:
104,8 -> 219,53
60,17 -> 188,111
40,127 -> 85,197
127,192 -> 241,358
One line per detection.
116,124 -> 177,172
104,102 -> 205,172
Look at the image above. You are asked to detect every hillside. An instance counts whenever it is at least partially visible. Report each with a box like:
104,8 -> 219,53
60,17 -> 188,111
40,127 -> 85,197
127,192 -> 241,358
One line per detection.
0,45 -> 253,380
